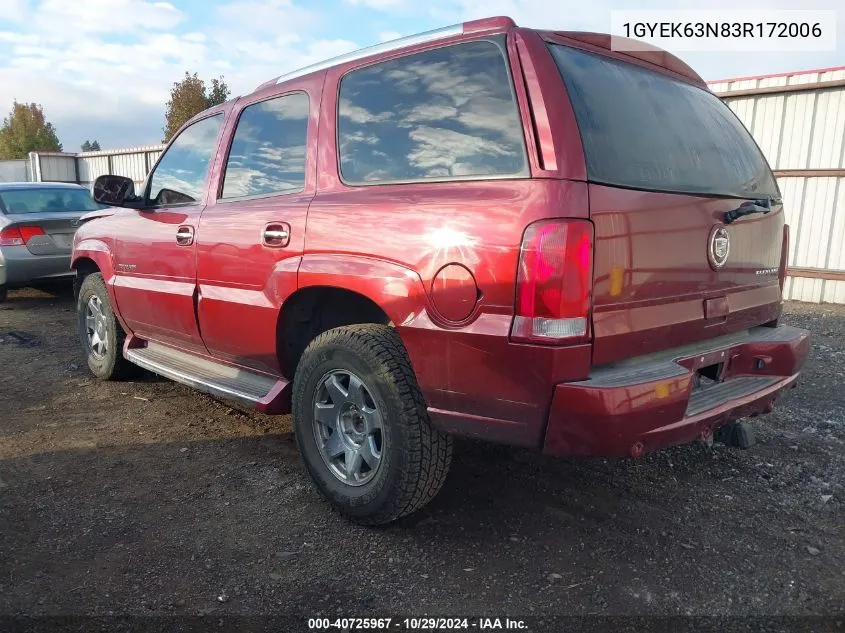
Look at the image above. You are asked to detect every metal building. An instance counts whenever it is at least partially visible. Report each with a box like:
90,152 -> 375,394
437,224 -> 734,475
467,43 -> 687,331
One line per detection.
708,66 -> 845,304
27,145 -> 166,191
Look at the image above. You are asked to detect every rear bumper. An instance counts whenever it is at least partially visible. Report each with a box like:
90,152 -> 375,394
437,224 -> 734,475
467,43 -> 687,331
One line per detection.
543,325 -> 810,458
0,246 -> 73,287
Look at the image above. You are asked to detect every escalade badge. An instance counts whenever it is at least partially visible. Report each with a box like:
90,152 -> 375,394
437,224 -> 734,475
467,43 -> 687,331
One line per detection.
708,226 -> 730,270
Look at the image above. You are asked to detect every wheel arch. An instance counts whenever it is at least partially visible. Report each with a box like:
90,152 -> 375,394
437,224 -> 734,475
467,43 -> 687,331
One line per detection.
279,255 -> 429,379
71,242 -> 129,333
277,285 -> 392,379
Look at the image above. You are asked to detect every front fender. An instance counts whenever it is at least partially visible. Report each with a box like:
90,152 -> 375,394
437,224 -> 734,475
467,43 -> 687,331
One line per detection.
71,239 -> 131,335
71,238 -> 114,282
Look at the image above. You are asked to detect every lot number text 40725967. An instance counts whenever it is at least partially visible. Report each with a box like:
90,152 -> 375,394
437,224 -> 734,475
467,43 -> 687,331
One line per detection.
307,618 -> 528,630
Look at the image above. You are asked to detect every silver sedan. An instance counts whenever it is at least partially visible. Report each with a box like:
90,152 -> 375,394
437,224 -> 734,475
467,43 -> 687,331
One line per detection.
0,182 -> 106,301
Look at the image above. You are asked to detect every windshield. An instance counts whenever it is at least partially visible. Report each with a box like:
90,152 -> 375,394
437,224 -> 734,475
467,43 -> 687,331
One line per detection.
0,187 -> 107,214
549,44 -> 779,199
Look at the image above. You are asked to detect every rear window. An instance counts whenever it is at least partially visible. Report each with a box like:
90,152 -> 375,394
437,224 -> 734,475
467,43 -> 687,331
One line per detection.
549,44 -> 778,198
0,188 -> 106,214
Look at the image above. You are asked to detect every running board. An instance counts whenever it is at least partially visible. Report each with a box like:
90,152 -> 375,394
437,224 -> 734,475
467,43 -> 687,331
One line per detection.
125,340 -> 290,413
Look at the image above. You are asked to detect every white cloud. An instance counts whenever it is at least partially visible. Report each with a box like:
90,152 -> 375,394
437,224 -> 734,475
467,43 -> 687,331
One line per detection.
0,0 -> 29,22
33,0 -> 185,35
215,0 -> 317,35
0,0 -> 362,150
0,31 -> 37,44
345,0 -> 405,10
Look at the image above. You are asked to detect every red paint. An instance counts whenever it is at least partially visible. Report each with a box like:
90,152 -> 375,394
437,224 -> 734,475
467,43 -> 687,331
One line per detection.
543,329 -> 809,457
72,16 -> 810,458
589,184 -> 785,366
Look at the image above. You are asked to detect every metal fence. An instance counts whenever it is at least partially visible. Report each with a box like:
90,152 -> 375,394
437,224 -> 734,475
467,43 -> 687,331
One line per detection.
708,66 -> 845,304
0,158 -> 32,183
29,145 -> 165,190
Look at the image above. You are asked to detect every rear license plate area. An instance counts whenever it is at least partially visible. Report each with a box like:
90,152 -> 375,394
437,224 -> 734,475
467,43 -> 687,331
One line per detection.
692,361 -> 724,389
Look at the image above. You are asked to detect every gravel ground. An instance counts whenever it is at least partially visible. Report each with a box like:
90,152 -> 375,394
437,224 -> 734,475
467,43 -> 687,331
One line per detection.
0,288 -> 843,630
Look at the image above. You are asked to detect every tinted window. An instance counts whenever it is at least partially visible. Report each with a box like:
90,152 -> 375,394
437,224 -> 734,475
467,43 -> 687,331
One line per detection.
0,188 -> 106,214
549,45 -> 778,198
148,114 -> 222,206
338,38 -> 527,184
222,92 -> 309,199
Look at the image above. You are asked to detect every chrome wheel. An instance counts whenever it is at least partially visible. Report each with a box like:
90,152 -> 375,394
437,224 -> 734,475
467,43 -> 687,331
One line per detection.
313,369 -> 383,486
85,295 -> 108,358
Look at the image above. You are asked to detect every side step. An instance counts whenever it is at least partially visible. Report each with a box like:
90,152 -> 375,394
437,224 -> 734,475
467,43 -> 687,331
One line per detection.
125,340 -> 290,412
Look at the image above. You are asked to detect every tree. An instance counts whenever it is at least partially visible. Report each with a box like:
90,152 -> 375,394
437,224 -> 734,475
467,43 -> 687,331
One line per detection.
163,72 -> 230,142
91,140 -> 101,151
0,101 -> 62,159
81,140 -> 101,152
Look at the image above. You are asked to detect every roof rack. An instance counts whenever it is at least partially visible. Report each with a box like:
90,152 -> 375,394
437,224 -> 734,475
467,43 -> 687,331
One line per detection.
256,16 -> 516,90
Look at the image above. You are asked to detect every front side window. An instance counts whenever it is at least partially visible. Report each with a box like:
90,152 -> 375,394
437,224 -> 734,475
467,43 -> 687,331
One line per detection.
337,38 -> 527,184
147,114 -> 223,206
221,92 -> 309,199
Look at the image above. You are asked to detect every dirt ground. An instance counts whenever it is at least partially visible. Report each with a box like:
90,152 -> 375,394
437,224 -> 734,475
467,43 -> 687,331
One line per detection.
1,287 -> 843,628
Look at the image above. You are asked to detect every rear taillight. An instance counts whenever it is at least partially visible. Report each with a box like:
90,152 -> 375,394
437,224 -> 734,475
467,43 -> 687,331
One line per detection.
511,219 -> 594,344
779,224 -> 789,293
0,226 -> 45,246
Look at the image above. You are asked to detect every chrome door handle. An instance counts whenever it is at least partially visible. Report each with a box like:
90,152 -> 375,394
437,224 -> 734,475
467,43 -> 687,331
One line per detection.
263,222 -> 291,247
176,226 -> 194,246
263,229 -> 289,241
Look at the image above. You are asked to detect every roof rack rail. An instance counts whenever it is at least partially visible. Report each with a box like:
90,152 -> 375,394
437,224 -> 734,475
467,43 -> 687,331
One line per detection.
256,16 -> 517,90
273,23 -> 462,86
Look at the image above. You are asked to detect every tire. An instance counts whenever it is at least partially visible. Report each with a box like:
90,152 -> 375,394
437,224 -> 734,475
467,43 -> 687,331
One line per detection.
76,273 -> 137,380
0,285 -> 7,302
293,324 -> 452,525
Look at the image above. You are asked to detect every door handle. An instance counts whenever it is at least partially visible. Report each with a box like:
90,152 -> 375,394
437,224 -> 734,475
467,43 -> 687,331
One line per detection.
263,222 -> 291,247
176,226 -> 194,246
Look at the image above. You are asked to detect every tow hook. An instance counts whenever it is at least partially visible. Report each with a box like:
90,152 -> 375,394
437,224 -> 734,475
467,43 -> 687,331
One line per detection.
699,426 -> 714,448
714,421 -> 756,450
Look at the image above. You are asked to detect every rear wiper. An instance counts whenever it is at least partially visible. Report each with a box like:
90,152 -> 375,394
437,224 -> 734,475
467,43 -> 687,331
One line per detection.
724,199 -> 772,224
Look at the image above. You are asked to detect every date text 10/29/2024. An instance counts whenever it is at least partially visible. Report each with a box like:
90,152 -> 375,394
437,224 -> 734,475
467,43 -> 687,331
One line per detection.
308,618 -> 528,630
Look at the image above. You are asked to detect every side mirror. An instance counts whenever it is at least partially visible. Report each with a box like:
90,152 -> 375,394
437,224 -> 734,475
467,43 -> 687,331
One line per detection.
92,175 -> 141,207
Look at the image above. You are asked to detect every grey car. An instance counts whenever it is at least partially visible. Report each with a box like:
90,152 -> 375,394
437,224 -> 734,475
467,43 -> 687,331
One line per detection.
0,182 -> 106,301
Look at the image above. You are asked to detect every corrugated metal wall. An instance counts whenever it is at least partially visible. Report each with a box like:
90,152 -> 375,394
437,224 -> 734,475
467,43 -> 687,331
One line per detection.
35,154 -> 77,182
0,159 -> 32,182
77,146 -> 164,189
709,66 -> 845,304
30,145 -> 165,190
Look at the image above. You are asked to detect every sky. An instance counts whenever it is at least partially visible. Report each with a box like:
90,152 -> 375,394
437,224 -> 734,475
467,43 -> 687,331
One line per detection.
0,0 -> 842,152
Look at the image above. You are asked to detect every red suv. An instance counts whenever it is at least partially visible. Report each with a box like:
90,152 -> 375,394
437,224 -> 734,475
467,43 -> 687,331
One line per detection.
73,16 -> 810,524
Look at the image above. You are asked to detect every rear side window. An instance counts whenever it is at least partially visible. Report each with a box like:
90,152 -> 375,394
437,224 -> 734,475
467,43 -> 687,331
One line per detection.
549,45 -> 778,198
0,188 -> 105,214
221,92 -> 309,199
337,38 -> 527,184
